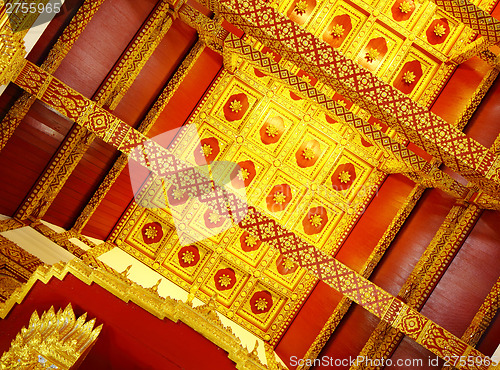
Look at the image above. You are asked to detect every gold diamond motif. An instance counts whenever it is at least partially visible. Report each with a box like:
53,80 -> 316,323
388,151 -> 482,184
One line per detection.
365,48 -> 380,63
338,171 -> 352,183
273,192 -> 287,204
302,147 -> 315,160
331,24 -> 344,38
294,0 -> 308,15
434,24 -> 446,37
403,71 -> 416,84
255,297 -> 268,311
182,251 -> 195,264
309,214 -> 323,227
229,99 -> 243,112
399,1 -> 412,13
218,274 -> 232,287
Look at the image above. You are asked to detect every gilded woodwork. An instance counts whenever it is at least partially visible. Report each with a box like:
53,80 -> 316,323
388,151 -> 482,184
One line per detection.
449,37 -> 496,64
351,204 -> 481,370
204,0 -> 500,198
30,222 -> 87,258
0,260 -> 269,370
9,60 -> 499,369
299,185 -> 425,369
0,304 -> 102,370
72,40 -> 206,234
0,0 -> 106,153
16,0 -> 175,222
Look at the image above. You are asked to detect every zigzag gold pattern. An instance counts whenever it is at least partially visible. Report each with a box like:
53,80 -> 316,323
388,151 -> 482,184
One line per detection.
10,61 -> 498,369
209,0 -> 500,198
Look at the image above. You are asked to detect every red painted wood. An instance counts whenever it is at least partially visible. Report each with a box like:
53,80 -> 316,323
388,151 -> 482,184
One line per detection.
52,0 -> 157,98
369,188 -> 456,297
430,57 -> 490,124
275,282 -> 343,369
336,174 -> 415,273
0,274 -> 237,369
0,101 -> 72,216
311,305 -> 380,370
420,210 -> 500,338
463,75 -> 500,148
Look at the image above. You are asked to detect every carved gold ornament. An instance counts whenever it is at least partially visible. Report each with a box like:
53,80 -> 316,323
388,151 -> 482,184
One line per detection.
0,304 -> 102,370
182,251 -> 195,264
330,24 -> 345,38
309,214 -> 323,227
301,74 -> 311,84
282,258 -> 295,269
201,143 -> 213,157
365,48 -> 380,63
208,212 -> 222,224
266,124 -> 279,137
144,225 -> 158,239
273,192 -> 287,204
218,274 -> 232,287
255,297 -> 268,311
433,24 -> 446,37
403,71 -> 416,84
264,51 -> 275,60
237,168 -> 250,181
302,147 -> 315,160
294,0 -> 308,15
399,1 -> 412,13
229,99 -> 243,112
245,234 -> 258,247
337,100 -> 347,107
172,188 -> 185,200
338,171 -> 352,183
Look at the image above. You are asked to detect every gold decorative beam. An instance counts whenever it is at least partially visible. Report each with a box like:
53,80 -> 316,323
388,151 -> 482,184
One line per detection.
8,60 -> 498,369
0,259 -> 269,369
299,185 -> 425,369
351,204 -> 481,369
0,0 -> 106,153
72,40 -> 206,234
448,38 -> 496,65
201,0 -> 500,199
15,0 -> 175,222
0,304 -> 102,369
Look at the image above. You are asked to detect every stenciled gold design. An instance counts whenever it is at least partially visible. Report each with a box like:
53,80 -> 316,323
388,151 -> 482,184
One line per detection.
145,226 -> 158,239
255,297 -> 268,311
399,0 -> 412,13
273,192 -> 287,204
266,124 -> 279,137
365,48 -> 380,62
403,71 -> 416,84
434,23 -> 446,37
182,251 -> 196,264
0,304 -> 102,370
245,234 -> 258,247
219,274 -> 232,287
238,168 -> 250,181
230,99 -> 243,112
202,143 -> 213,156
338,171 -> 351,183
309,214 -> 323,227
330,24 -> 344,38
302,147 -> 315,160
294,0 -> 308,15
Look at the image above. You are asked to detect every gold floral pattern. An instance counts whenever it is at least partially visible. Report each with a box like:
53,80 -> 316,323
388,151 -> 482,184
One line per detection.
302,147 -> 315,160
144,226 -> 158,239
201,144 -> 212,157
294,0 -> 308,15
434,24 -> 446,37
273,192 -> 286,204
399,1 -> 412,13
330,24 -> 344,38
282,258 -> 295,269
365,48 -> 380,63
403,71 -> 416,84
245,234 -> 258,247
172,188 -> 185,200
309,214 -> 323,227
218,274 -> 232,287
229,99 -> 243,112
237,168 -> 250,181
255,297 -> 268,311
338,171 -> 352,183
182,251 -> 195,264
208,212 -> 222,224
266,124 -> 279,137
